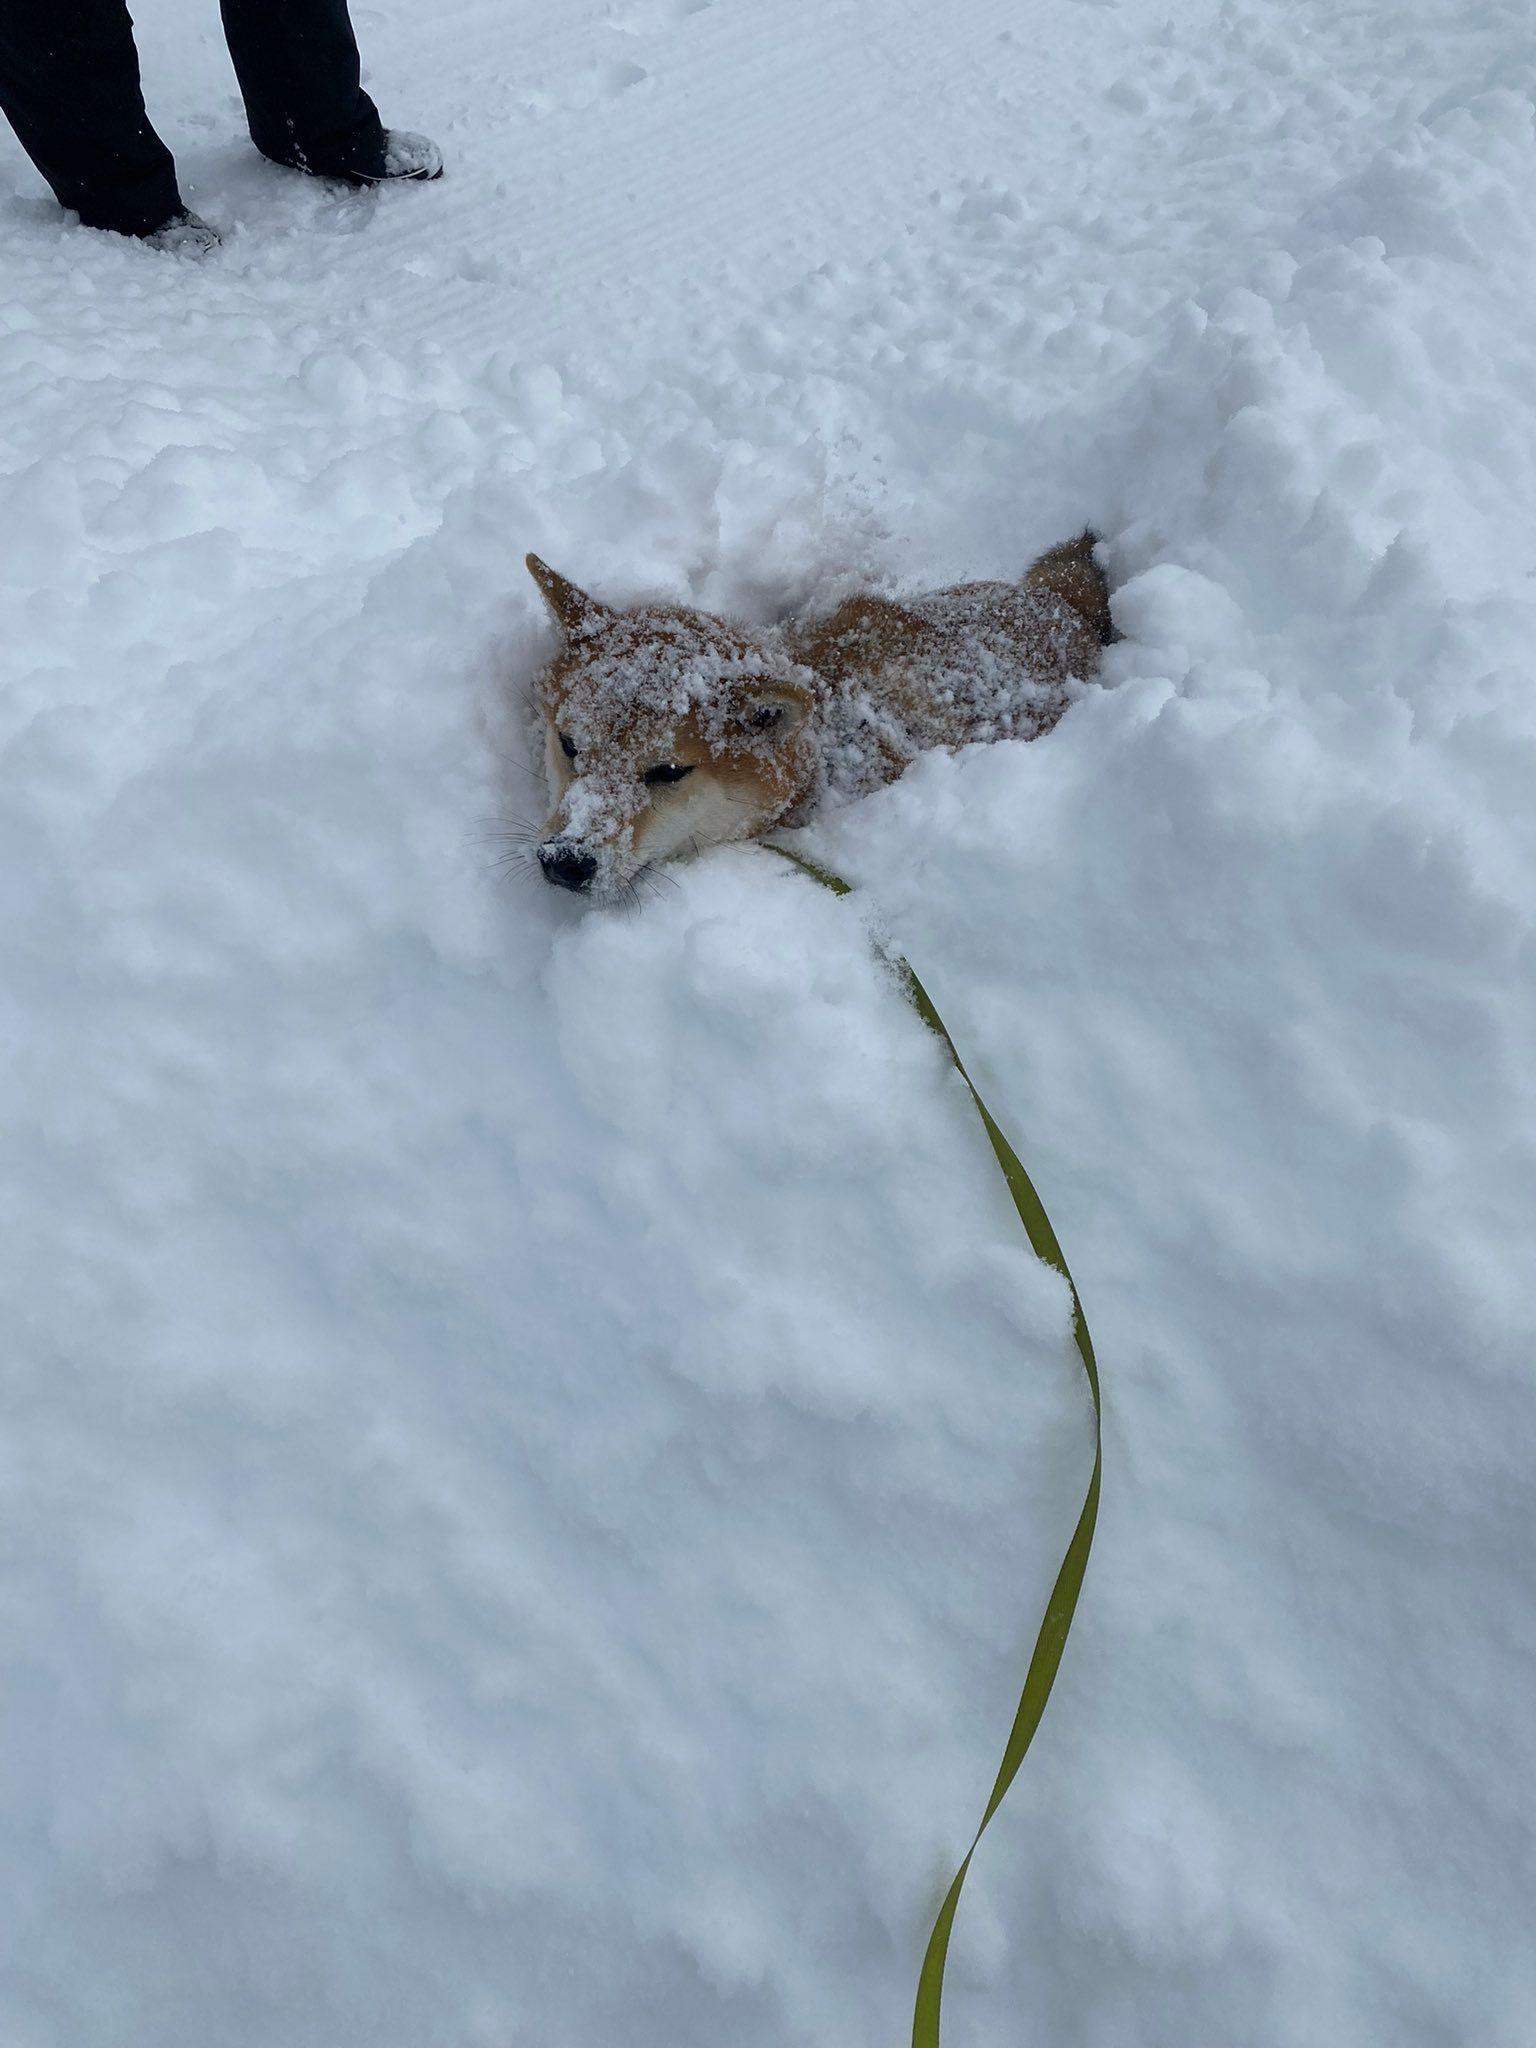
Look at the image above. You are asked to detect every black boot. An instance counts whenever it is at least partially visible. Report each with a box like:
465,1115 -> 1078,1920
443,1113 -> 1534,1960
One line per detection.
264,127 -> 444,187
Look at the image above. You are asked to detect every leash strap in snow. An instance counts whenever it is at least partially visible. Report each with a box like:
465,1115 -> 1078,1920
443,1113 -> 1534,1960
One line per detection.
767,844 -> 1102,2048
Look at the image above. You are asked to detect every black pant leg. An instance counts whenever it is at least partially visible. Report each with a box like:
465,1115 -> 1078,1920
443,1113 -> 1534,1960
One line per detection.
0,0 -> 181,233
218,0 -> 384,175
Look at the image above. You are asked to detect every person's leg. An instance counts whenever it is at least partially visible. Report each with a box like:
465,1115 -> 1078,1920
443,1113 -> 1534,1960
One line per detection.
0,0 -> 183,233
218,0 -> 386,178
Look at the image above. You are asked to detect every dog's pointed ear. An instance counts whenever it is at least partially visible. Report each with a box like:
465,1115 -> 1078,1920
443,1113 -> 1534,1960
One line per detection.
526,554 -> 613,640
727,679 -> 813,742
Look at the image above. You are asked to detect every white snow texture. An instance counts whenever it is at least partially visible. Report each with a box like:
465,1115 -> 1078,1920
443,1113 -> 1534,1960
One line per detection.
2,1 -> 1534,2044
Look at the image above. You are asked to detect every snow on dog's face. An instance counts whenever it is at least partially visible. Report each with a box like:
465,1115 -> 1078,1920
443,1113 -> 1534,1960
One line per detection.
526,555 -> 819,902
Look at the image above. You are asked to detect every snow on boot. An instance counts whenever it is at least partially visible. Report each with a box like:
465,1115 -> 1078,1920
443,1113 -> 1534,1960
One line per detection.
377,130 -> 444,183
141,210 -> 222,256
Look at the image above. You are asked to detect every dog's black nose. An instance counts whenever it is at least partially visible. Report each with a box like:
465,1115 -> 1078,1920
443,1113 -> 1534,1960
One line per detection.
538,844 -> 597,893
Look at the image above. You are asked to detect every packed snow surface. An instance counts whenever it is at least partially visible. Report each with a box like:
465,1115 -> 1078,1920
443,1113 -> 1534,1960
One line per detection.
3,1 -> 1535,2044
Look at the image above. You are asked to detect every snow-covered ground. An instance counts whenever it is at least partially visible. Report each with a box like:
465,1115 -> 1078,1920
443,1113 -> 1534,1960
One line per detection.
3,1 -> 1535,2043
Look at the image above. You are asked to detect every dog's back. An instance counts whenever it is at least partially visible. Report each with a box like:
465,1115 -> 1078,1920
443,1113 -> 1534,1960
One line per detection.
787,532 -> 1111,791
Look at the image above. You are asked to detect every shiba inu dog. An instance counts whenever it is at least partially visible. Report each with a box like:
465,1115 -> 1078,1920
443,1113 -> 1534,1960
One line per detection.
524,533 -> 1112,900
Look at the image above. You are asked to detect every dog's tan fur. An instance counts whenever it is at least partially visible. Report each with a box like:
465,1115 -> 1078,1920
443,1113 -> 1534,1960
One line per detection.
526,534 -> 1111,899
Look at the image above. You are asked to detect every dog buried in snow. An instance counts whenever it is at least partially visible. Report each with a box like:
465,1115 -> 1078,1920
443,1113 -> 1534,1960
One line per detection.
525,533 -> 1113,901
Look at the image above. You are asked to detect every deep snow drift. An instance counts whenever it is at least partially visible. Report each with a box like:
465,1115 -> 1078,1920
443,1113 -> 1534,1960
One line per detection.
2,1 -> 1534,2044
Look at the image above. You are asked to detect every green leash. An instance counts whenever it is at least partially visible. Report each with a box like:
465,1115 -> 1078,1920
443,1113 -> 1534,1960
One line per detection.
768,845 -> 1103,2048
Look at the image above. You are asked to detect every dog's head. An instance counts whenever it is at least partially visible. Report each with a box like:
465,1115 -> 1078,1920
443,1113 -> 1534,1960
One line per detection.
526,555 -> 820,901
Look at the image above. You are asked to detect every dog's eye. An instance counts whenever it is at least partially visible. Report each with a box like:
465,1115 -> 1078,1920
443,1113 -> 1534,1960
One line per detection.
643,762 -> 695,788
749,704 -> 784,731
558,732 -> 578,761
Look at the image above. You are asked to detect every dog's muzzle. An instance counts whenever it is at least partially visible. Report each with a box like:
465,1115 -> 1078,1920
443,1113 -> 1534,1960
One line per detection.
538,842 -> 598,893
